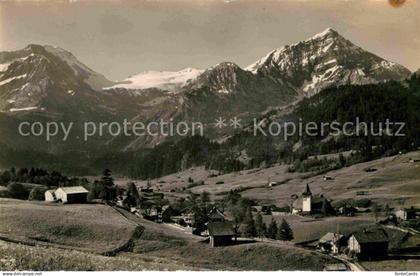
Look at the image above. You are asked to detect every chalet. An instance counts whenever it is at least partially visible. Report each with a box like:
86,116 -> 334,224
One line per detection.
54,186 -> 88,204
395,207 -> 418,221
208,221 -> 235,247
318,232 -> 345,254
44,189 -> 57,202
348,228 -> 389,260
292,184 -> 335,215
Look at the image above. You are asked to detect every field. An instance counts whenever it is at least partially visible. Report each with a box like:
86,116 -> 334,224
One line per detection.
0,198 -> 339,271
125,151 -> 420,209
0,198 -> 138,254
138,242 -> 338,271
264,213 -> 377,243
116,207 -> 338,270
1,151 -> 419,271
0,240 -> 191,271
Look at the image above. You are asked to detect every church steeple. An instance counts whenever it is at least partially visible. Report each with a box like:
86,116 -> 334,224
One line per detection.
302,184 -> 312,196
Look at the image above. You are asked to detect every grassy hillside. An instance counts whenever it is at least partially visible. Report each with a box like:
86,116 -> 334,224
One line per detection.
0,240 -> 191,271
0,199 -> 137,254
132,151 -> 420,209
148,242 -> 338,271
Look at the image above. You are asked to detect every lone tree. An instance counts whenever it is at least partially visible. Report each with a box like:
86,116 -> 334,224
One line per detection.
373,203 -> 381,222
277,218 -> 294,241
255,213 -> 266,239
126,182 -> 140,207
321,198 -> 336,216
267,218 -> 278,239
101,169 -> 114,187
200,191 -> 211,206
99,169 -> 116,201
0,170 -> 11,186
242,207 -> 257,237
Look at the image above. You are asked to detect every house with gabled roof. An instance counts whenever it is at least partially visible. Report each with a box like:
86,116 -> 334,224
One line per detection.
54,186 -> 88,204
208,221 -> 235,247
348,228 -> 389,260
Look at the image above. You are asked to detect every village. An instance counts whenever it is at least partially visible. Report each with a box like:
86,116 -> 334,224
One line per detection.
38,175 -> 420,271
0,152 -> 419,271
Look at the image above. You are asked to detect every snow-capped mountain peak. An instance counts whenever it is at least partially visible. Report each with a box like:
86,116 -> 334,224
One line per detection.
307,27 -> 337,41
245,28 -> 411,95
0,44 -> 113,113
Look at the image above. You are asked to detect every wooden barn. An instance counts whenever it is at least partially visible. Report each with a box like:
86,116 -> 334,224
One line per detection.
54,186 -> 88,204
348,228 -> 389,260
208,221 -> 235,247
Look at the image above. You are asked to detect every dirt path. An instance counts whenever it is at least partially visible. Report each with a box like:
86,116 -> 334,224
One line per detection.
334,255 -> 365,271
385,225 -> 420,235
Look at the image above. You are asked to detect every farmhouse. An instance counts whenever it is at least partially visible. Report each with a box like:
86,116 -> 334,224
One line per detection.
348,228 -> 389,260
54,186 -> 89,204
292,184 -> 334,215
207,221 -> 235,247
318,232 -> 346,254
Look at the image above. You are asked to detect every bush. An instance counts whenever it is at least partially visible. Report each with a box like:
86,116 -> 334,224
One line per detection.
28,187 -> 47,201
7,183 -> 29,199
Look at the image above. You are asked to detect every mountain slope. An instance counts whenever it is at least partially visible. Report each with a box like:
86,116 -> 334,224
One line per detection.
0,28 -> 415,172
177,62 -> 296,127
246,28 -> 411,96
0,44 -> 116,115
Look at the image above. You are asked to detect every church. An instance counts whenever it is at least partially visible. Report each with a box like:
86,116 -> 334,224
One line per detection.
292,184 -> 335,215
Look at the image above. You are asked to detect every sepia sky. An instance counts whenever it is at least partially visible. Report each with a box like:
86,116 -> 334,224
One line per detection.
0,0 -> 419,80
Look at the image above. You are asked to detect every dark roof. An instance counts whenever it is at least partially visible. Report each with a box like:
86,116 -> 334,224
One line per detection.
351,228 -> 388,244
319,232 -> 344,243
208,208 -> 225,220
207,221 -> 235,236
303,184 -> 312,196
